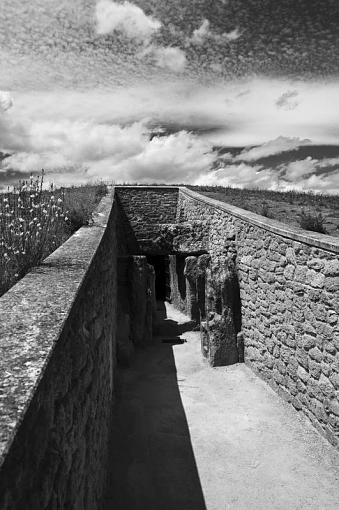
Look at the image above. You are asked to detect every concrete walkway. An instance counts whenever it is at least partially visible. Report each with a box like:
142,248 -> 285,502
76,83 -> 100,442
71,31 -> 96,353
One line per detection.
103,303 -> 339,510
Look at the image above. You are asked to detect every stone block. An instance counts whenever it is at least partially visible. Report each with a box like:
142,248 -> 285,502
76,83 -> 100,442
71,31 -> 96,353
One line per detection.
307,258 -> 325,271
324,277 -> 339,292
328,398 -> 339,416
324,259 -> 339,277
301,334 -> 316,350
296,348 -> 309,369
309,360 -> 322,380
283,264 -> 295,280
297,366 -> 309,383
206,314 -> 239,367
319,374 -> 335,399
309,347 -> 323,363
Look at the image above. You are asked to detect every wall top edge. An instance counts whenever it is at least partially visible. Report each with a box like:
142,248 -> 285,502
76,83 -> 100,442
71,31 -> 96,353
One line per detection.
179,187 -> 339,254
0,191 -> 115,468
114,185 -> 179,190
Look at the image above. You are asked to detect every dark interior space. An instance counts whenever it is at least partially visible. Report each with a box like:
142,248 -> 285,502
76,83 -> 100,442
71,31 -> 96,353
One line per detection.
147,255 -> 170,301
102,302 -> 206,510
232,270 -> 242,336
176,255 -> 186,301
197,274 -> 206,320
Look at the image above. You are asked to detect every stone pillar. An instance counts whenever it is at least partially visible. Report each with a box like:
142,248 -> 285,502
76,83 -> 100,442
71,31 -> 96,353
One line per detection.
202,257 -> 241,367
197,254 -> 210,320
184,256 -> 200,322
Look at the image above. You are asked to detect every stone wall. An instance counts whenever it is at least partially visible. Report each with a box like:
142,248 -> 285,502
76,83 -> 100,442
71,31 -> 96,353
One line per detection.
0,182 -> 338,507
117,256 -> 156,365
178,188 -> 339,448
115,186 -> 179,253
0,193 -> 118,509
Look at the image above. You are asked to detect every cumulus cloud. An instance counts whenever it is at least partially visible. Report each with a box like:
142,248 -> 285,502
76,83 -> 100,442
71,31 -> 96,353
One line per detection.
194,163 -> 277,189
0,91 -> 13,112
236,136 -> 311,162
194,158 -> 339,193
190,19 -> 241,45
3,120 -> 147,171
95,0 -> 161,42
283,157 -> 316,180
95,1 -> 187,72
293,172 -> 339,192
1,81 -> 339,192
0,93 -> 30,153
276,90 -> 299,110
317,157 -> 339,168
85,131 -> 215,182
223,28 -> 242,41
191,19 -> 210,45
1,152 -> 71,174
1,108 -> 214,184
142,45 -> 187,72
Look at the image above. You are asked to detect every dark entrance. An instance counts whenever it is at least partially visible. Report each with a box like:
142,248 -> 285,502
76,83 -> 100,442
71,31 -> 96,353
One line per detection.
147,255 -> 171,301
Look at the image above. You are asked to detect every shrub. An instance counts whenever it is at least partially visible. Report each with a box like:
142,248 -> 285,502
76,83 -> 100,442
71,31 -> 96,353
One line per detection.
0,175 -> 107,296
259,201 -> 271,218
0,172 -> 68,295
298,209 -> 328,234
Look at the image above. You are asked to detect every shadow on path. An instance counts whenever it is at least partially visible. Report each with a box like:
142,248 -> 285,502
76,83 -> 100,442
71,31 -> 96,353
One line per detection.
102,302 -> 206,510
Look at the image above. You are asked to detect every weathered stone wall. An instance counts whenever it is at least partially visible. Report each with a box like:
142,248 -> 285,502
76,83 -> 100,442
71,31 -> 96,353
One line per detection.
117,256 -> 155,365
178,188 -> 339,448
0,193 -> 118,509
115,187 -> 179,253
1,181 -> 338,507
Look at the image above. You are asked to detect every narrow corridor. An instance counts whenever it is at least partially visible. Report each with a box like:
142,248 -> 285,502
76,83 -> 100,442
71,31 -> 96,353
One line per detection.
103,303 -> 339,510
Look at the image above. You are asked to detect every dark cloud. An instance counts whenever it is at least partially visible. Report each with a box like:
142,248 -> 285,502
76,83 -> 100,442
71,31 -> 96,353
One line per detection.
0,0 -> 338,90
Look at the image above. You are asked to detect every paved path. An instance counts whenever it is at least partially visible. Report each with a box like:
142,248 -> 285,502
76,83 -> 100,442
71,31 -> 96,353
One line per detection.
103,303 -> 339,510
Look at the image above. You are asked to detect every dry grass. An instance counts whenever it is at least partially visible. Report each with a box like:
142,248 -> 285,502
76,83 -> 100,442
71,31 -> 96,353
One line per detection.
62,183 -> 107,233
189,185 -> 339,237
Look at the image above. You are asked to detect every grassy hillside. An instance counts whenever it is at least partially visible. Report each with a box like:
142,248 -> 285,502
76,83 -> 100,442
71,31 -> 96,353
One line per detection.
188,185 -> 339,238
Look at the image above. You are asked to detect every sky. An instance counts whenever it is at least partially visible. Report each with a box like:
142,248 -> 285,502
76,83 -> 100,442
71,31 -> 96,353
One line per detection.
0,0 -> 339,192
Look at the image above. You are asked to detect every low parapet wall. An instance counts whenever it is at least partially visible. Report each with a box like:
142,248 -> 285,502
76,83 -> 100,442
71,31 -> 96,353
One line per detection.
178,188 -> 339,447
0,192 -> 118,510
